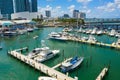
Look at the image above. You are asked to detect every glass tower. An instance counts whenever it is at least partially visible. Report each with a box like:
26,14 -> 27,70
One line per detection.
13,0 -> 30,13
0,0 -> 14,19
30,0 -> 37,12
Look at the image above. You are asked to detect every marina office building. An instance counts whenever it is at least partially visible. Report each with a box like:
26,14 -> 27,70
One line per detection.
85,18 -> 120,29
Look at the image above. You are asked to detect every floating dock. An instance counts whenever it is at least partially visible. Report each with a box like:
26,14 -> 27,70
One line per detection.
9,50 -> 76,80
66,36 -> 120,49
96,67 -> 108,80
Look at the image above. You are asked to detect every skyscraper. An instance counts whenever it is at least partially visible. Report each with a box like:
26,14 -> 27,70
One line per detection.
78,12 -> 86,19
30,0 -> 37,12
45,10 -> 51,18
13,0 -> 30,13
73,10 -> 79,18
0,0 -> 14,19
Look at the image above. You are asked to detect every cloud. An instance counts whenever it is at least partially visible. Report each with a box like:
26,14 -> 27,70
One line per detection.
46,0 -> 53,1
76,0 -> 92,3
97,2 -> 116,12
67,5 -> 75,12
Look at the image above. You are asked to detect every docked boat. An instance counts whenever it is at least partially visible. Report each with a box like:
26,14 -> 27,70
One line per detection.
112,39 -> 120,47
87,35 -> 97,43
27,47 -> 49,59
3,31 -> 17,36
91,28 -> 97,35
109,29 -> 116,36
81,36 -> 88,41
62,28 -> 72,32
34,49 -> 60,62
48,32 -> 68,41
60,56 -> 84,73
96,30 -> 103,35
27,28 -> 34,32
39,76 -> 57,80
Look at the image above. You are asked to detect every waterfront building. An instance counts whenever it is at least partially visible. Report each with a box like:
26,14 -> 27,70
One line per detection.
63,14 -> 70,18
73,10 -> 79,18
78,12 -> 86,19
85,18 -> 120,29
0,0 -> 14,19
30,0 -> 38,12
45,10 -> 51,18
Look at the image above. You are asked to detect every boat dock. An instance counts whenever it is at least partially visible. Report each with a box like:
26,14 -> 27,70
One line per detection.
66,36 -> 120,49
52,58 -> 72,69
8,50 -> 76,80
96,67 -> 108,80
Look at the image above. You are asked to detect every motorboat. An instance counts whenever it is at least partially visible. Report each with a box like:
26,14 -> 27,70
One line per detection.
60,56 -> 84,73
34,49 -> 60,62
3,31 -> 17,36
81,36 -> 88,41
39,76 -> 57,80
27,47 -> 49,59
27,28 -> 34,32
62,28 -> 72,32
112,39 -> 120,47
87,35 -> 97,43
96,30 -> 103,35
86,29 -> 92,34
48,32 -> 68,41
91,28 -> 97,35
109,29 -> 116,36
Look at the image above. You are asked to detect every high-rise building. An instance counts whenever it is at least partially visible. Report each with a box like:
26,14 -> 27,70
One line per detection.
30,0 -> 37,12
13,0 -> 37,13
0,0 -> 14,19
73,10 -> 79,18
78,12 -> 86,19
13,0 -> 30,13
45,10 -> 51,18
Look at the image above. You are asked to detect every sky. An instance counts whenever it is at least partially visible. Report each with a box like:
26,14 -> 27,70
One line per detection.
38,0 -> 120,18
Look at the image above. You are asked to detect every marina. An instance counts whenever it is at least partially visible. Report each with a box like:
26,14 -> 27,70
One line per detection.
8,50 -> 75,80
0,27 -> 120,80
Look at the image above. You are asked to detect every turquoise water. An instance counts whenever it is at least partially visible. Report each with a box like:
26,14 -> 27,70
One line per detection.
0,27 -> 120,80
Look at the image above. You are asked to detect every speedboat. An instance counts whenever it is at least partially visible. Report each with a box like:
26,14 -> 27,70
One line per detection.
27,47 -> 49,59
60,56 -> 84,73
39,76 -> 57,80
87,35 -> 97,43
34,49 -> 60,62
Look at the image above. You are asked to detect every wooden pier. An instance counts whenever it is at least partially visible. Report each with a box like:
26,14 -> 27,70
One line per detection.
96,67 -> 108,80
9,50 -> 75,80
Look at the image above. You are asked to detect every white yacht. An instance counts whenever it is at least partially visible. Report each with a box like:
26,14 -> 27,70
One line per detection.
48,32 -> 68,41
27,47 -> 49,59
81,36 -> 88,41
39,77 -> 57,80
109,29 -> 116,36
96,30 -> 103,35
87,35 -> 97,43
60,56 -> 84,73
34,49 -> 60,62
91,28 -> 97,34
62,28 -> 72,32
112,39 -> 120,47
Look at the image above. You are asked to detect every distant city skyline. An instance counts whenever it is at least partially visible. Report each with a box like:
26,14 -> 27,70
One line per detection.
38,0 -> 120,18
